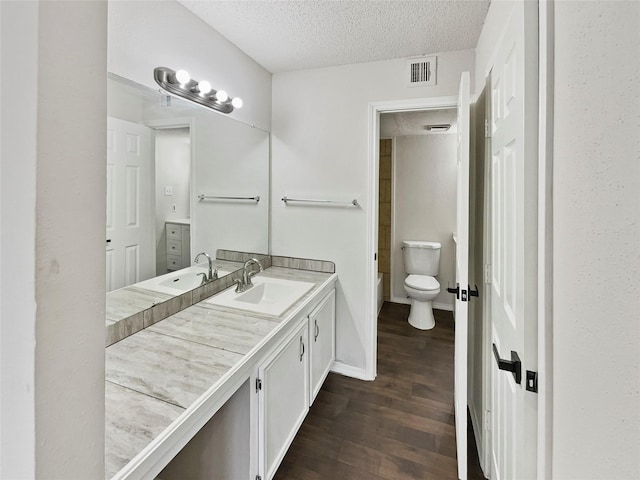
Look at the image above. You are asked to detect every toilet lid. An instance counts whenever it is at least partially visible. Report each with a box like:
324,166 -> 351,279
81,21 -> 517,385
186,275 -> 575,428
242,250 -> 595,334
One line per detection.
405,275 -> 440,291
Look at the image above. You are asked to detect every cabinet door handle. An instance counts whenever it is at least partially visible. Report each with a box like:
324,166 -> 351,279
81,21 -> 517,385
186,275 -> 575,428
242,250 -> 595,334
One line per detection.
299,336 -> 305,361
314,319 -> 319,342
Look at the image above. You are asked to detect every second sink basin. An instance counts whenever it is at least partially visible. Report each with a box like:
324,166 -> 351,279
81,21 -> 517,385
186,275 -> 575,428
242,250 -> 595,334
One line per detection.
157,268 -> 232,293
136,266 -> 232,295
206,276 -> 315,317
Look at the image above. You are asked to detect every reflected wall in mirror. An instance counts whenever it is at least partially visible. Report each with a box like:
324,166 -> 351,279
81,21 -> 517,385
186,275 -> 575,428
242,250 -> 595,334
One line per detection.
106,73 -> 270,324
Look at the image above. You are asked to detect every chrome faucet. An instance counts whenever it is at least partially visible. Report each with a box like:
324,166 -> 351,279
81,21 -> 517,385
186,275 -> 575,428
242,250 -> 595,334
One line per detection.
194,252 -> 218,283
235,257 -> 263,293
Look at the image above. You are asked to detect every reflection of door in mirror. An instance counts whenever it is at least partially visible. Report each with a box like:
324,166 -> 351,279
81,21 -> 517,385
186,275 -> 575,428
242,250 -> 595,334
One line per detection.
155,127 -> 191,274
106,118 -> 154,292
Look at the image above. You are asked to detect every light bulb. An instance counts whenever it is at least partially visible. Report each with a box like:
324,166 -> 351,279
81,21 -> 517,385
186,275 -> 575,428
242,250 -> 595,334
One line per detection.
197,80 -> 211,95
231,97 -> 243,109
215,90 -> 228,102
175,69 -> 190,85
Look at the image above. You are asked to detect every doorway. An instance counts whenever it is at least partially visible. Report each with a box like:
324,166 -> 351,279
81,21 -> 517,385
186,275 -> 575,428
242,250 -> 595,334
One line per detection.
153,126 -> 191,275
379,109 -> 458,311
367,85 -> 474,478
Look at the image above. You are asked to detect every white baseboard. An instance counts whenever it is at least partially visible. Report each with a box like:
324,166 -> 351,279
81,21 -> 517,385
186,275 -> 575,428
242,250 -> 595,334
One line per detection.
468,402 -> 487,476
390,296 -> 453,312
433,302 -> 454,312
391,295 -> 411,305
330,362 -> 371,381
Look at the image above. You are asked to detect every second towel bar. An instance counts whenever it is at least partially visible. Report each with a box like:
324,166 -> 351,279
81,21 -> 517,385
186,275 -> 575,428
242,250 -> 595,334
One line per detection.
282,196 -> 358,206
198,194 -> 260,202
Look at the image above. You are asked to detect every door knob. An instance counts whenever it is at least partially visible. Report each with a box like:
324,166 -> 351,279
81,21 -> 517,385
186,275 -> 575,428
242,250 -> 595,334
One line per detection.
446,283 -> 460,299
492,343 -> 521,384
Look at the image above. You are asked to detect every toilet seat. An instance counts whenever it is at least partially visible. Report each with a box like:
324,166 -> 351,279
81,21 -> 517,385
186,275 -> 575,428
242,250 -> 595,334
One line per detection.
404,274 -> 439,291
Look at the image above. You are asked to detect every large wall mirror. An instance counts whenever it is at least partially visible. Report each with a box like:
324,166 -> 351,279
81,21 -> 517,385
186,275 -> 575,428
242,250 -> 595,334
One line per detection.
106,73 -> 270,324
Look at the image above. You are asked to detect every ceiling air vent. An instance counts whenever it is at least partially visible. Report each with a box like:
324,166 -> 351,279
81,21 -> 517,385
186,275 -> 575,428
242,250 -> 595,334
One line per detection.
407,56 -> 437,87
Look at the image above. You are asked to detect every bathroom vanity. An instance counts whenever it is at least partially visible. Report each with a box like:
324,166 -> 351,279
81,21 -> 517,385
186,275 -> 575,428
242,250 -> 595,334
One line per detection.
105,263 -> 337,480
165,220 -> 191,271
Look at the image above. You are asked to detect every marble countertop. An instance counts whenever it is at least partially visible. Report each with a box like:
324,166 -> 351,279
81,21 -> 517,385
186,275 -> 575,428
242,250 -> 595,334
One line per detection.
165,218 -> 191,226
105,266 -> 336,479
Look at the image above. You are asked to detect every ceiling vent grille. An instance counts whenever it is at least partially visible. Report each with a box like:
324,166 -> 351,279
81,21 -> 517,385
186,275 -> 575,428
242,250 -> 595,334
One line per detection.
407,56 -> 437,87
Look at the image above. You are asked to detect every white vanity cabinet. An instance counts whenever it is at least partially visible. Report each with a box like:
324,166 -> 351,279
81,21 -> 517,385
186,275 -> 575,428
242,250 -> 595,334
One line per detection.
256,288 -> 336,480
166,222 -> 190,271
258,319 -> 309,480
308,289 -> 336,404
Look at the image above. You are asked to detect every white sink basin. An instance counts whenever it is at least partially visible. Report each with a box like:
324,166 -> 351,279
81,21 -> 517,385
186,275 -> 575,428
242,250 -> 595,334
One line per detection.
158,269 -> 231,292
206,276 -> 315,317
137,266 -> 232,295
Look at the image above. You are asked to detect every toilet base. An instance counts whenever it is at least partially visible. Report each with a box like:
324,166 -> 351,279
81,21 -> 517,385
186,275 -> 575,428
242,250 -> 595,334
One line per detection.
408,299 -> 436,330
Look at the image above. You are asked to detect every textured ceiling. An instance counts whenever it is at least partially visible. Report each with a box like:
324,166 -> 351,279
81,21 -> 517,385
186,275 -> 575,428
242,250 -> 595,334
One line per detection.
177,0 -> 490,74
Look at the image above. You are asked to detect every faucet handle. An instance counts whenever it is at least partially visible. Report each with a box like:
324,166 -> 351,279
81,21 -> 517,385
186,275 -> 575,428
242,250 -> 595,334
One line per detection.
234,278 -> 244,293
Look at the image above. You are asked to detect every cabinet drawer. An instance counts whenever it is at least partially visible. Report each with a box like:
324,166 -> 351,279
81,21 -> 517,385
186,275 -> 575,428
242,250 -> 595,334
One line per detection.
167,239 -> 182,255
166,224 -> 182,240
166,254 -> 183,271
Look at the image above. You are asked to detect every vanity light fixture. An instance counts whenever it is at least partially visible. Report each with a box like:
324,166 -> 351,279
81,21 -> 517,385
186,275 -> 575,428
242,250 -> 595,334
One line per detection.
154,67 -> 243,114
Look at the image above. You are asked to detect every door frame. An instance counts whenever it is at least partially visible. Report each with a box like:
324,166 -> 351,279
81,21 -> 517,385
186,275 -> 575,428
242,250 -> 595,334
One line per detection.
145,117 -> 195,272
536,1 -> 554,477
366,96 -> 458,381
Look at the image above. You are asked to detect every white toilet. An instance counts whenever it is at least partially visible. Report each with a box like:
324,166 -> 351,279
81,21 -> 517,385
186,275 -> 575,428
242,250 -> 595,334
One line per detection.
402,240 -> 441,330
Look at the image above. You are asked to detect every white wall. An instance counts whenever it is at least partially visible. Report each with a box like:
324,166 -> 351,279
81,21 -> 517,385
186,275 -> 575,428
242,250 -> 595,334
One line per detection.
272,50 -> 474,375
107,78 -> 143,123
391,134 -> 457,309
156,128 -> 191,273
108,0 -> 272,131
1,1 -> 107,477
552,2 -> 640,478
0,2 -> 38,475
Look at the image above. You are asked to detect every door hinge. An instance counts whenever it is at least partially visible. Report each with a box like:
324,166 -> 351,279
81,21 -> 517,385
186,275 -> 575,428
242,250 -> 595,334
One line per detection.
484,264 -> 491,284
484,118 -> 490,138
526,370 -> 538,393
255,378 -> 262,392
484,410 -> 491,431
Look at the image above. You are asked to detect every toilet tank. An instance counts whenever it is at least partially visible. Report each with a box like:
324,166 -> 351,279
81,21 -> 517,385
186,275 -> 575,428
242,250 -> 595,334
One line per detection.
402,240 -> 441,276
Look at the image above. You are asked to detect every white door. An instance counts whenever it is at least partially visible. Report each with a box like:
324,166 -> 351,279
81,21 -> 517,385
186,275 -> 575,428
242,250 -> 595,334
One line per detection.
454,71 -> 471,480
259,320 -> 309,480
309,289 -> 336,404
106,117 -> 154,291
489,2 -> 538,478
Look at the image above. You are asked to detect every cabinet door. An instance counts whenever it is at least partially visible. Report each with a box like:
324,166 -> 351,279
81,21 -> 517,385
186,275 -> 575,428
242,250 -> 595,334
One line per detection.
309,289 -> 336,404
259,320 -> 309,480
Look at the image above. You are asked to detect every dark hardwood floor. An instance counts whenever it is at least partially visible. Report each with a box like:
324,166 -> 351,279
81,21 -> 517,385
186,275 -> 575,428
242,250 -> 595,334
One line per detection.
274,301 -> 486,480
